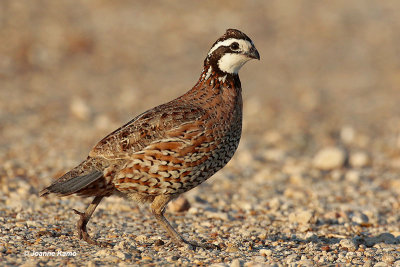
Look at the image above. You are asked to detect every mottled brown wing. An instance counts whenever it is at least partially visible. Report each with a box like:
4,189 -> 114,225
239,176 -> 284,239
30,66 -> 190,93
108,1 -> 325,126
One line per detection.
88,100 -> 208,160
111,107 -> 220,196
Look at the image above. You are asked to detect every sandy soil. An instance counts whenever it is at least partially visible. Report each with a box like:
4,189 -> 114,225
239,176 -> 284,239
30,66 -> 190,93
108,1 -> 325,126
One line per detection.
1,1 -> 400,266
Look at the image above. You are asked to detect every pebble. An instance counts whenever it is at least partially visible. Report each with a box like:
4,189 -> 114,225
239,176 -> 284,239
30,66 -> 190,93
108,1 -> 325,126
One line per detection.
288,210 -> 314,225
365,233 -> 397,246
95,249 -> 110,257
363,260 -> 373,267
340,126 -> 355,143
259,249 -> 272,257
115,251 -> 129,260
345,170 -> 361,183
350,211 -> 369,224
70,98 -> 91,120
296,259 -> 314,267
373,262 -> 389,267
135,235 -> 148,243
349,152 -> 370,168
313,147 -> 346,170
340,239 -> 358,251
168,196 -> 191,212
226,243 -> 240,253
205,211 -> 230,221
230,259 -> 242,267
381,253 -> 395,264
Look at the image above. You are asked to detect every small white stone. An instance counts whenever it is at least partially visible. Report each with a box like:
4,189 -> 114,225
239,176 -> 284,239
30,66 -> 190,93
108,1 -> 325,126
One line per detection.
382,253 -> 395,264
26,220 -> 39,227
95,249 -> 109,257
70,98 -> 91,120
305,232 -> 317,240
350,152 -> 370,168
260,249 -> 272,256
114,240 -> 127,250
289,210 -> 314,225
373,262 -> 389,267
286,254 -> 298,263
350,211 -> 369,224
135,234 -> 148,243
262,149 -> 285,162
297,259 -> 314,267
313,147 -> 346,170
269,197 -> 282,210
253,168 -> 272,184
209,264 -> 228,267
205,211 -> 230,220
115,251 -> 127,260
253,256 -> 266,263
341,126 -> 355,143
345,170 -> 361,183
363,260 -> 373,267
339,239 -> 357,251
230,259 -> 241,267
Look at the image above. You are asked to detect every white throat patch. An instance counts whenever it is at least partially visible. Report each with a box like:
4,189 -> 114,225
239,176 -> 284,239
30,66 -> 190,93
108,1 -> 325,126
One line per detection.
218,53 -> 251,74
208,38 -> 254,74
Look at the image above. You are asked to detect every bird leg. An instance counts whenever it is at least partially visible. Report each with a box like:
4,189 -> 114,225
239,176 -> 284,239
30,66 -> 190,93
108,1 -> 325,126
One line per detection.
72,196 -> 110,247
150,195 -> 219,250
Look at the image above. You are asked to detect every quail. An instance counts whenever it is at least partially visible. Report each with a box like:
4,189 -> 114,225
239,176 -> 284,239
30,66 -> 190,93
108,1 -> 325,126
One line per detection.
40,29 -> 260,249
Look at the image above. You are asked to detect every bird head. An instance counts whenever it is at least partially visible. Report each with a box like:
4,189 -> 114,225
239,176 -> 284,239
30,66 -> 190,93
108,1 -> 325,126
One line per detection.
205,29 -> 260,75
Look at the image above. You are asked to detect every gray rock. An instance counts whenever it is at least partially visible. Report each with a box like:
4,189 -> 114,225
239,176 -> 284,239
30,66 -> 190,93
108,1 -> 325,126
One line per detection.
350,211 -> 369,224
365,233 -> 397,247
340,239 -> 358,251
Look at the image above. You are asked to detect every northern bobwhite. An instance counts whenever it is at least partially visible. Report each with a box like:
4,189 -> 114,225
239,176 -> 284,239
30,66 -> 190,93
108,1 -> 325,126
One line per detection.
40,29 -> 260,249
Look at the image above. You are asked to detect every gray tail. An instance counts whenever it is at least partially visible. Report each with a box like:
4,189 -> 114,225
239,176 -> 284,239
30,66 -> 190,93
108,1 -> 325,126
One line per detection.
39,157 -> 104,197
39,171 -> 103,197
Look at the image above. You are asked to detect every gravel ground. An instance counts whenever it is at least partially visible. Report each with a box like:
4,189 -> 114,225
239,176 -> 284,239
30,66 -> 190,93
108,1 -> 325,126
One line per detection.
1,1 -> 400,266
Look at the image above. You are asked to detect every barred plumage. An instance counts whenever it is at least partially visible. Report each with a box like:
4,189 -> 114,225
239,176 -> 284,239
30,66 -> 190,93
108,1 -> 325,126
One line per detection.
40,29 -> 259,249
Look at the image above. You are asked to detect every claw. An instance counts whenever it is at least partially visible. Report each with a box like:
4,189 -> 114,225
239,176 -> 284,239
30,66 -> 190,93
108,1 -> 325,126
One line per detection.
182,239 -> 220,250
71,196 -> 111,247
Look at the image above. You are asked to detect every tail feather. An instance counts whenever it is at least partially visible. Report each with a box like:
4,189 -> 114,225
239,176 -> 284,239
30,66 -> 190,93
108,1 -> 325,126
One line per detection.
39,170 -> 103,197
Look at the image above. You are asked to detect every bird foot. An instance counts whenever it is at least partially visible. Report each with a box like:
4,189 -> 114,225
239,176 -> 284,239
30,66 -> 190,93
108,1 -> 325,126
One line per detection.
72,209 -> 112,248
186,240 -> 220,250
172,238 -> 219,250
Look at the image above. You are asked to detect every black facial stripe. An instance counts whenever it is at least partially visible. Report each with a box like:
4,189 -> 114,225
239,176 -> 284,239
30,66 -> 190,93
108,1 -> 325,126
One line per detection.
208,45 -> 240,61
204,45 -> 242,75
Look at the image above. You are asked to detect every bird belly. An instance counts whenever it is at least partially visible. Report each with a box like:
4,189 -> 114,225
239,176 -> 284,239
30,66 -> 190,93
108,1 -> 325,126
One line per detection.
112,125 -> 242,196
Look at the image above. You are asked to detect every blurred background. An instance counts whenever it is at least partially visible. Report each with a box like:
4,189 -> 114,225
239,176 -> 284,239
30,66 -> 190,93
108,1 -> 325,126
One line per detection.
1,0 -> 400,187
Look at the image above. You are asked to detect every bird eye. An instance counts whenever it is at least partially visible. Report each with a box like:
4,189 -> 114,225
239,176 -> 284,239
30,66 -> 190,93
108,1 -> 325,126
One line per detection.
230,42 -> 239,50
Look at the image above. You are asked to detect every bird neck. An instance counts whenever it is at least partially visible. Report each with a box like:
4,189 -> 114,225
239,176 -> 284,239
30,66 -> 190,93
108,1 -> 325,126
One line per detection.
180,65 -> 242,116
195,65 -> 242,94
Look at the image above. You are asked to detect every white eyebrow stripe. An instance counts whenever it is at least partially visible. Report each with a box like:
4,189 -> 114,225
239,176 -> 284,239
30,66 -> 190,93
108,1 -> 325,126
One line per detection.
208,38 -> 238,56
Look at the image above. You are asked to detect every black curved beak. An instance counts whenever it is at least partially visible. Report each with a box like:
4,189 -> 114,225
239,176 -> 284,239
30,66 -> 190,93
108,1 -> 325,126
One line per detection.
247,46 -> 260,60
